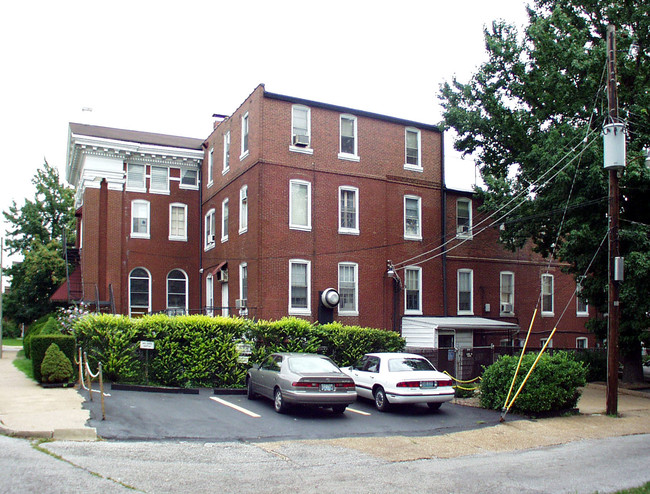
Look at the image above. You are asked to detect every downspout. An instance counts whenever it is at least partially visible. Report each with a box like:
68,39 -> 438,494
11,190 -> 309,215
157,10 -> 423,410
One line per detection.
440,131 -> 448,316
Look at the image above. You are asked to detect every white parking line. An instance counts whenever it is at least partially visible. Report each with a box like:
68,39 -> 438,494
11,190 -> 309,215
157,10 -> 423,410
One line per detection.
345,407 -> 371,416
209,397 -> 261,418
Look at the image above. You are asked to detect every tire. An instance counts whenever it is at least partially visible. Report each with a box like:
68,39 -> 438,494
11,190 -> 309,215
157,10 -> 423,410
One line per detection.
374,386 -> 390,412
427,402 -> 442,411
246,378 -> 257,400
274,388 -> 289,414
331,405 -> 347,414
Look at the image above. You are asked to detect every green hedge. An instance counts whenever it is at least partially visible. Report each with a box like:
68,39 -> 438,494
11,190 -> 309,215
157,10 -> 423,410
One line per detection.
31,334 -> 76,383
72,315 -> 405,388
479,351 -> 587,414
23,313 -> 57,359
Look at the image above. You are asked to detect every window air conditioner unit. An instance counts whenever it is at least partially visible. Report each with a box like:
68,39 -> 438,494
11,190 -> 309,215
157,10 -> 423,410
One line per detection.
293,134 -> 310,147
209,234 -> 215,243
500,303 -> 513,313
235,298 -> 247,309
216,269 -> 228,282
458,224 -> 470,234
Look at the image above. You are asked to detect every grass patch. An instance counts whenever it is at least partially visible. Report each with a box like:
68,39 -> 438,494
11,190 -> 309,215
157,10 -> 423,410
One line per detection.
12,350 -> 35,381
609,482 -> 650,494
2,338 -> 23,346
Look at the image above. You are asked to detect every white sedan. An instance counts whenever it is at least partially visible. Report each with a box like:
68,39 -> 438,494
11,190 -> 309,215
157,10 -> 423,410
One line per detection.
343,353 -> 455,412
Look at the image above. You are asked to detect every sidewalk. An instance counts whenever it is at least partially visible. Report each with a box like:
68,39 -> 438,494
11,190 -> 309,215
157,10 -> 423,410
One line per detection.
0,346 -> 96,441
1,344 -> 649,454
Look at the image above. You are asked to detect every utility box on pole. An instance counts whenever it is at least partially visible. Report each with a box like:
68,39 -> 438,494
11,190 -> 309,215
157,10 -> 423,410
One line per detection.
603,123 -> 626,170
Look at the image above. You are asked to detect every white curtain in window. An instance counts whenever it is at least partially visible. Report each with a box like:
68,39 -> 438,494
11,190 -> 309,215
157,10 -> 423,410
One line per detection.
291,183 -> 308,226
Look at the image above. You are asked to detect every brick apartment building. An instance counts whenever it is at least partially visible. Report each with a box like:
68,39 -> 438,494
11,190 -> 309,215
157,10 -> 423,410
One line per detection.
62,84 -> 596,350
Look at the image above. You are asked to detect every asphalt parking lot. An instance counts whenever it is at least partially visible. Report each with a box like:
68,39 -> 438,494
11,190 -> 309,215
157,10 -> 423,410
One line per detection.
83,385 -> 518,442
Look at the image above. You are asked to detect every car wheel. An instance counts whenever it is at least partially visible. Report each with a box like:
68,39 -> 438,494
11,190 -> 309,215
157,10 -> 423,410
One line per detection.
246,378 -> 257,400
374,386 -> 390,412
427,402 -> 442,410
274,388 -> 288,414
331,405 -> 347,414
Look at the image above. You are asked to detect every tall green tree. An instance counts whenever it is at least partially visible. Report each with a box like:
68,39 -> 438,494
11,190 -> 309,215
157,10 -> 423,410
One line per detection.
4,160 -> 76,255
3,161 -> 76,324
440,0 -> 649,381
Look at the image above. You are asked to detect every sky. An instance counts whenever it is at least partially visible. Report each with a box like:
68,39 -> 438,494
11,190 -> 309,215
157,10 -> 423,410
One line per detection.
0,0 -> 531,256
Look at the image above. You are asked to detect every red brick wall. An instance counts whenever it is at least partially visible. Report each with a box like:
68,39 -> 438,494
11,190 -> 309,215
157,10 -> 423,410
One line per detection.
80,166 -> 200,315
201,89 -> 444,330
444,189 -> 596,348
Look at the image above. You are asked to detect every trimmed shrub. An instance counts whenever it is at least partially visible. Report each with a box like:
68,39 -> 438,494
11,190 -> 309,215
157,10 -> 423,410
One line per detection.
41,343 -> 74,383
315,322 -> 405,367
479,351 -> 587,414
23,313 -> 56,359
71,314 -> 407,388
74,314 -> 142,383
31,334 -> 76,383
247,317 -> 321,365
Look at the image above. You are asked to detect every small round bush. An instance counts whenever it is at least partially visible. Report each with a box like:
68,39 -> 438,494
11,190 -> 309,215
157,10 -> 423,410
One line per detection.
480,351 -> 587,414
40,343 -> 74,384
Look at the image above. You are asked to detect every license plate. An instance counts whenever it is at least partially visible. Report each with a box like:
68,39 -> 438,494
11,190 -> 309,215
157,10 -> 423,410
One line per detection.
320,383 -> 335,392
421,381 -> 436,388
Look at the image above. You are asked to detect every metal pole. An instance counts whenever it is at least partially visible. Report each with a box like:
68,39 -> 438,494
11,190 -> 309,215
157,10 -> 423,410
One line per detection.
0,238 -> 4,360
606,25 -> 620,416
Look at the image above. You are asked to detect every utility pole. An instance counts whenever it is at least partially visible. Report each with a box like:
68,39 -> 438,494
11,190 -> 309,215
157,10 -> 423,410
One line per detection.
605,24 -> 622,416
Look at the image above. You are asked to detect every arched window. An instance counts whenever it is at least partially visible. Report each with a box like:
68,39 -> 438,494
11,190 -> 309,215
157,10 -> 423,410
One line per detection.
129,268 -> 151,316
167,269 -> 188,314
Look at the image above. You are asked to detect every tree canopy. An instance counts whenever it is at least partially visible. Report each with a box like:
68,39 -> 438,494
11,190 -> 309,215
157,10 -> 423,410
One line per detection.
439,0 -> 649,380
3,161 -> 76,325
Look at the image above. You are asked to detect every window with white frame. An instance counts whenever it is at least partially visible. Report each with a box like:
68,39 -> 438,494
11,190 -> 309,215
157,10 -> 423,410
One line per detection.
576,282 -> 589,316
404,195 -> 422,240
223,132 -> 230,174
167,269 -> 188,314
289,180 -> 311,231
338,263 -> 358,315
131,200 -> 150,239
458,269 -> 473,314
169,203 -> 187,241
180,168 -> 198,188
240,113 -> 249,160
150,166 -> 169,193
206,274 -> 214,316
541,274 -> 554,315
339,114 -> 359,160
208,147 -> 214,185
404,128 -> 421,170
129,267 -> 151,316
404,267 -> 422,314
339,186 -> 359,234
291,105 -> 311,150
457,198 -> 472,237
221,198 -> 229,242
205,208 -> 216,250
126,163 -> 146,191
239,263 -> 248,302
540,337 -> 553,348
576,337 -> 588,349
289,260 -> 311,314
239,185 -> 248,234
500,271 -> 515,315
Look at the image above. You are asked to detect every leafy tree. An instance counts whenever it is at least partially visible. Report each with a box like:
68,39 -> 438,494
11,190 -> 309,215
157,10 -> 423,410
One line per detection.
3,161 -> 76,325
3,160 -> 75,255
440,0 -> 649,381
3,241 -> 67,325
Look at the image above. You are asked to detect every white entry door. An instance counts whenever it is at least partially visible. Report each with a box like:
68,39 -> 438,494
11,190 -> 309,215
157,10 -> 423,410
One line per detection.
221,282 -> 229,317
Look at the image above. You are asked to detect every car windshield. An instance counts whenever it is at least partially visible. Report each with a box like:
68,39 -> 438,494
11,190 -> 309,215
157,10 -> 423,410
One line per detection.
388,358 -> 436,372
288,357 -> 341,374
